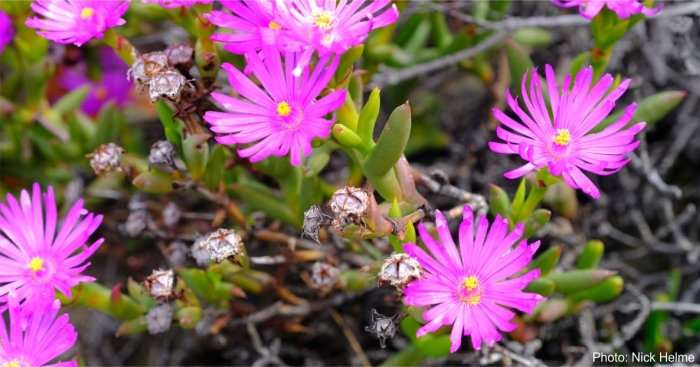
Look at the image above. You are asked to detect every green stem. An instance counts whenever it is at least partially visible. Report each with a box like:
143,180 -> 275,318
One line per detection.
379,344 -> 426,367
590,45 -> 613,82
102,28 -> 136,65
515,184 -> 549,224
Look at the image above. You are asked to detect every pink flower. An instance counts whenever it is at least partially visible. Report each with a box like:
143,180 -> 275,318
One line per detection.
0,183 -> 103,315
402,207 -> 545,352
141,0 -> 212,9
59,48 -> 133,115
488,65 -> 645,198
204,45 -> 346,166
552,0 -> 662,20
0,292 -> 78,367
0,9 -> 13,55
25,0 -> 129,46
274,0 -> 399,76
205,0 -> 280,55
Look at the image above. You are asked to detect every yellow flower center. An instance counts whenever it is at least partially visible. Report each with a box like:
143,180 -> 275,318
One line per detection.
463,276 -> 478,291
552,129 -> 572,146
4,361 -> 21,367
81,7 -> 95,19
456,276 -> 482,305
277,101 -> 292,117
313,11 -> 334,30
28,257 -> 45,273
269,21 -> 281,29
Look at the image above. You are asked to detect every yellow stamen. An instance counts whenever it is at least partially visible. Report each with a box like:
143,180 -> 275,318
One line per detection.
552,129 -> 572,146
314,12 -> 334,29
463,276 -> 478,291
4,361 -> 20,367
81,7 -> 95,19
467,294 -> 481,305
277,101 -> 292,117
28,257 -> 45,273
269,21 -> 281,29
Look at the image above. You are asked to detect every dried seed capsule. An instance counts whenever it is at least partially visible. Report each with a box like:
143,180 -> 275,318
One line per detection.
302,205 -> 332,243
377,253 -> 423,292
164,43 -> 194,73
128,51 -> 169,83
144,269 -> 175,301
329,187 -> 369,231
309,262 -> 340,296
122,210 -> 152,237
148,140 -> 177,169
167,241 -> 188,266
189,235 -> 212,267
202,229 -> 244,263
86,143 -> 125,175
162,201 -> 181,228
364,309 -> 400,348
148,70 -> 189,103
145,304 -> 173,334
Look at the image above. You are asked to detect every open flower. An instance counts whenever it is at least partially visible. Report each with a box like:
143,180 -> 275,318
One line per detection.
0,183 -> 103,315
141,0 -> 213,9
0,9 -> 13,55
0,292 -> 78,367
402,207 -> 545,352
489,65 -> 645,198
25,0 -> 129,46
204,45 -> 346,166
275,0 -> 399,76
59,48 -> 133,115
552,0 -> 662,20
205,0 -> 281,55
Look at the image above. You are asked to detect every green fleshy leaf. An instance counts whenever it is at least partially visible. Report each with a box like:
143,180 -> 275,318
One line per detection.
549,269 -> 617,294
357,87 -> 381,146
132,170 -> 174,194
182,133 -> 210,181
53,85 -> 90,116
364,103 -> 411,177
489,184 -> 511,219
577,240 -> 604,269
569,275 -> 624,303
528,245 -> 561,276
523,278 -> 556,297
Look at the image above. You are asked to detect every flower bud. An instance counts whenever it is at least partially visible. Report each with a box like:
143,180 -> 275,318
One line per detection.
189,235 -> 212,267
148,140 -> 177,169
145,304 -> 173,334
202,229 -> 244,263
302,205 -> 332,243
86,143 -> 125,175
164,43 -> 194,74
309,262 -> 340,296
144,269 -> 175,301
364,309 -> 400,348
377,253 -> 423,292
162,202 -> 181,228
148,70 -> 189,103
329,187 -> 369,231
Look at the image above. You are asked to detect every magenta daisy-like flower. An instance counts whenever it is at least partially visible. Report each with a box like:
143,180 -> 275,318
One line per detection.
204,45 -> 346,166
0,183 -> 103,315
141,0 -> 213,9
275,0 -> 399,76
402,207 -> 545,352
25,0 -> 129,46
552,0 -> 662,20
0,9 -> 13,55
205,0 -> 281,55
0,291 -> 77,367
59,48 -> 133,115
488,65 -> 645,198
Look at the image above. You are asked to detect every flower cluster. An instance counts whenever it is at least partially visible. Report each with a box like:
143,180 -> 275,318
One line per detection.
204,0 -> 397,166
141,0 -> 212,9
489,65 -> 645,198
552,0 -> 662,20
26,0 -> 129,46
0,183 -> 102,365
401,207 -> 545,352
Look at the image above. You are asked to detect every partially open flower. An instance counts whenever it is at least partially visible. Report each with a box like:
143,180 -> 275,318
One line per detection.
86,143 -> 125,175
145,304 -> 173,334
203,229 -> 244,263
148,70 -> 189,103
329,187 -> 369,232
144,269 -> 175,301
364,309 -> 400,348
377,253 -> 423,292
309,262 -> 340,296
149,140 -> 177,169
